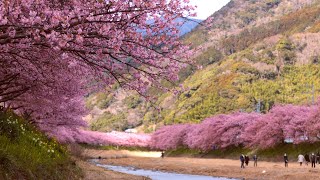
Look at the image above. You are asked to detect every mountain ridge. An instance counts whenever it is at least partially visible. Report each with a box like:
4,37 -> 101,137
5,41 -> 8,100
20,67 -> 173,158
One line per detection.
85,0 -> 320,133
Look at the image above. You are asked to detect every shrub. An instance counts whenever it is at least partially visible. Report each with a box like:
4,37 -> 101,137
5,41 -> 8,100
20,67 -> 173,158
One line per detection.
90,112 -> 128,132
123,95 -> 142,109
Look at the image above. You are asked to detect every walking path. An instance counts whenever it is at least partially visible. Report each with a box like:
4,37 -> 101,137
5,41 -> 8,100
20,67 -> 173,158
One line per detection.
83,149 -> 320,180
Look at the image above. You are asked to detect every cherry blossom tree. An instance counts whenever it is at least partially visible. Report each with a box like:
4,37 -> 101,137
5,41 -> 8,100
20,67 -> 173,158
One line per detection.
184,113 -> 261,151
1,49 -> 88,139
243,105 -> 316,148
75,130 -> 151,147
184,114 -> 229,151
0,0 -> 195,140
0,0 -> 194,94
303,104 -> 320,142
150,104 -> 320,151
150,124 -> 192,150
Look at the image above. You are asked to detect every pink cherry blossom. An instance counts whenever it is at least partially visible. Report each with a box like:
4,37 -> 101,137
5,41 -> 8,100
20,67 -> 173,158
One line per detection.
0,0 -> 195,141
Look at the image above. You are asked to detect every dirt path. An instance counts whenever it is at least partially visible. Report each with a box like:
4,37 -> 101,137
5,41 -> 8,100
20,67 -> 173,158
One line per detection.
82,149 -> 320,180
100,156 -> 320,180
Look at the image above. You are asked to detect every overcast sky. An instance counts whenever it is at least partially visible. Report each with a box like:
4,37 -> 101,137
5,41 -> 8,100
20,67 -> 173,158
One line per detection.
190,0 -> 231,19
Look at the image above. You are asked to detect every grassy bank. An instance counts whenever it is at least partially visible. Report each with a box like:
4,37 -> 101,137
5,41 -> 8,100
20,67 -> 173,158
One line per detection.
0,110 -> 82,180
82,144 -> 152,152
165,142 -> 320,162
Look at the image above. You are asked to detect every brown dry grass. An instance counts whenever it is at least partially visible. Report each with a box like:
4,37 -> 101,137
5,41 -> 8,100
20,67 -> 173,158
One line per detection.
101,156 -> 320,180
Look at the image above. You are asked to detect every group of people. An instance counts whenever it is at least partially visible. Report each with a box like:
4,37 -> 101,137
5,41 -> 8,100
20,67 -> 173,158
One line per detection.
275,152 -> 320,168
296,152 -> 320,168
240,153 -> 320,168
240,154 -> 258,168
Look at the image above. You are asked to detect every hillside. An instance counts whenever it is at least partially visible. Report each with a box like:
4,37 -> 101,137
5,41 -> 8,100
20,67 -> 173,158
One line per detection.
85,0 -> 320,132
0,110 -> 82,179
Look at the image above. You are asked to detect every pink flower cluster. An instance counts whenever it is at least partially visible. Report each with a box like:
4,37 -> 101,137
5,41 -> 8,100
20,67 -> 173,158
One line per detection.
75,130 -> 151,148
42,103 -> 320,149
150,104 -> 320,151
0,0 -> 195,141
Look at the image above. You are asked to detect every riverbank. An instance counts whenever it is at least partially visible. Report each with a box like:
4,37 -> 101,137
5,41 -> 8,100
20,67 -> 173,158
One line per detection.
99,156 -> 320,180
76,159 -> 149,180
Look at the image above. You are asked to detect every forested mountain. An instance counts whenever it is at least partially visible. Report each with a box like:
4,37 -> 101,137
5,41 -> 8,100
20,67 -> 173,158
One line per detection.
86,0 -> 320,133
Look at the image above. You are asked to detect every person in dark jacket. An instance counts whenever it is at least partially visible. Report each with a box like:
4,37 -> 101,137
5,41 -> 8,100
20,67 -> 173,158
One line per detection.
161,151 -> 165,158
311,153 -> 316,168
253,155 -> 258,167
305,153 -> 310,166
284,153 -> 288,167
245,155 -> 250,166
240,154 -> 245,168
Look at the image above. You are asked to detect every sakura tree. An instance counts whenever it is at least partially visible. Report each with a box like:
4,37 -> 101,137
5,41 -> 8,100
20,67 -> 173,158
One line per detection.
243,104 -> 316,148
0,0 -> 194,94
1,49 -> 89,139
184,114 -> 229,151
184,113 -> 261,151
150,104 -> 320,151
75,130 -> 151,147
303,104 -> 320,142
0,0 -> 195,140
150,124 -> 192,150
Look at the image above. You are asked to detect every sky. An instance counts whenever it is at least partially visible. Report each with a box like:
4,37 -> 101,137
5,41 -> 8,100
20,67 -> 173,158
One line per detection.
190,0 -> 231,20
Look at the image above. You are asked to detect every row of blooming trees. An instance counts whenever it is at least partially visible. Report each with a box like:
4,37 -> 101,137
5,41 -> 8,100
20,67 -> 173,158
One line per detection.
49,103 -> 320,149
150,104 -> 320,151
0,0 -> 194,140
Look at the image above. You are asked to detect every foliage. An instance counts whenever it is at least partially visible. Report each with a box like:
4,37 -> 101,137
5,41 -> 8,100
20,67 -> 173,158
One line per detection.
124,96 -> 142,109
196,47 -> 223,67
76,1 -> 320,154
183,28 -> 209,48
85,92 -> 115,110
237,11 -> 256,25
0,0 -> 194,142
96,93 -> 115,109
265,0 -> 281,8
165,142 -> 320,162
276,37 -> 296,65
90,112 -> 128,132
0,111 -> 81,179
84,144 -> 151,152
220,5 -> 320,54
150,104 -> 320,151
150,124 -> 192,150
76,130 -> 151,148
155,62 -> 320,124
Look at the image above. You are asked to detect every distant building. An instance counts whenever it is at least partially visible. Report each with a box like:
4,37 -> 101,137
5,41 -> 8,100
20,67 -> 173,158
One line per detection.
299,135 -> 308,141
284,138 -> 294,144
125,129 -> 137,133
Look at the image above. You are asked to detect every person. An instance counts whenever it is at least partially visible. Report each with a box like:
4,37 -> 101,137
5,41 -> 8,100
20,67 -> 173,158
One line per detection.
284,153 -> 288,167
253,154 -> 258,167
245,155 -> 250,166
305,153 -> 310,166
240,154 -> 245,168
311,153 -> 316,168
317,152 -> 320,164
161,151 -> 165,158
298,154 -> 304,166
212,145 -> 218,150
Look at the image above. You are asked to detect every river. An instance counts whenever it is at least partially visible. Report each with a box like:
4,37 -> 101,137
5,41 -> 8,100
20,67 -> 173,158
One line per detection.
93,160 -> 238,180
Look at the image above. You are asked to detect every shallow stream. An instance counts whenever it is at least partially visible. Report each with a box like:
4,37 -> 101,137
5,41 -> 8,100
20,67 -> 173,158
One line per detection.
92,160 -> 238,180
